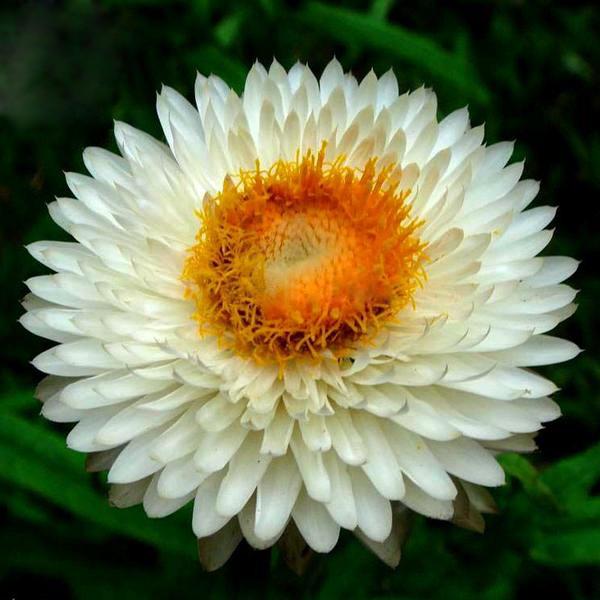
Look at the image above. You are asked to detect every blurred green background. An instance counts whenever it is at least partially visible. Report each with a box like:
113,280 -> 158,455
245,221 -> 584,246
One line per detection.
1,0 -> 599,598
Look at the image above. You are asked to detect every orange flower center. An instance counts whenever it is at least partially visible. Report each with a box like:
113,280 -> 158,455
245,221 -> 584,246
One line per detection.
182,146 -> 426,364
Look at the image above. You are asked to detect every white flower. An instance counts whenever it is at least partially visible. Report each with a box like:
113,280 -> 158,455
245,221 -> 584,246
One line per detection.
22,59 -> 579,569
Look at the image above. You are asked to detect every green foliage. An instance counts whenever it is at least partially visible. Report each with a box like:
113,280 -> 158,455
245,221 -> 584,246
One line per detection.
299,2 -> 491,104
1,0 -> 599,598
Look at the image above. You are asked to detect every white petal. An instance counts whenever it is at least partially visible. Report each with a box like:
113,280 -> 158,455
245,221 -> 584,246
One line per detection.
216,433 -> 272,517
383,422 -> 457,501
292,489 -> 340,553
427,438 -> 505,486
67,408 -> 119,452
354,412 -> 405,500
61,371 -> 170,409
238,495 -> 279,550
192,471 -> 230,537
487,335 -> 581,366
323,452 -> 357,529
299,415 -> 332,452
350,468 -> 392,542
260,406 -> 294,456
150,409 -> 202,463
194,422 -> 248,473
143,473 -> 194,517
157,454 -> 208,499
255,454 -> 302,540
290,429 -> 331,502
41,395 -> 82,423
96,398 -> 181,446
196,392 -> 245,432
526,256 -> 579,287
401,479 -> 454,519
328,410 -> 367,465
108,429 -> 166,484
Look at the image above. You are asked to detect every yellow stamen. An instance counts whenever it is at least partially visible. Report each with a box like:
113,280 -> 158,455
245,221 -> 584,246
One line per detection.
182,144 -> 427,364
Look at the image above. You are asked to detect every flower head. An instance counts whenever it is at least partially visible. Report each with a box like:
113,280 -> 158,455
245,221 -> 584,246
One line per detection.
22,59 -> 579,569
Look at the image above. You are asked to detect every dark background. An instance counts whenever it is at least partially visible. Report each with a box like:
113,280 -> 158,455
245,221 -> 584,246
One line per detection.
1,0 -> 599,598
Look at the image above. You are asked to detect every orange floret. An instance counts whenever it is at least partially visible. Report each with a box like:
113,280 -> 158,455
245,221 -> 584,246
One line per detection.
182,144 -> 427,364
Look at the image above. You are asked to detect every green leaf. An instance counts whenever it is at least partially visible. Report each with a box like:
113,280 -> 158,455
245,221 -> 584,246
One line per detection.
0,523 -> 206,599
0,413 -> 195,559
298,2 -> 490,104
0,388 -> 38,413
0,412 -> 84,475
531,529 -> 600,566
510,442 -> 600,566
498,454 -> 557,507
370,0 -> 394,21
214,10 -> 247,48
541,441 -> 600,504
